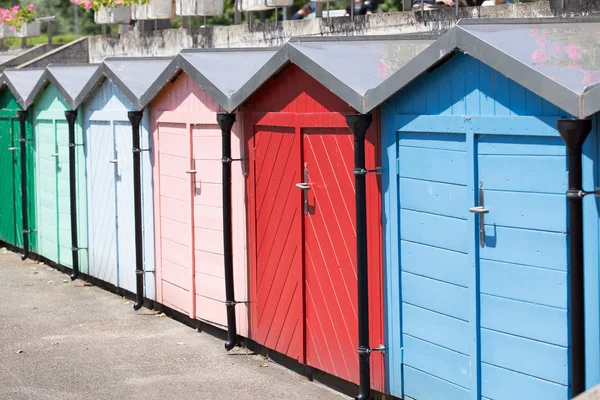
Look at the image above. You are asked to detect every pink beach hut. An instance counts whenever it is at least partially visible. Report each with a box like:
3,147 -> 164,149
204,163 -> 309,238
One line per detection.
146,48 -> 278,343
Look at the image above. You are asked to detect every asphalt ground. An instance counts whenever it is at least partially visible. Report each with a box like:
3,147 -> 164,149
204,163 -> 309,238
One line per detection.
0,249 -> 349,400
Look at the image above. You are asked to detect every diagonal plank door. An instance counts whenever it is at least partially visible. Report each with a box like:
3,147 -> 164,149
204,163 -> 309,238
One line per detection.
303,128 -> 359,383
252,125 -> 304,361
303,124 -> 384,390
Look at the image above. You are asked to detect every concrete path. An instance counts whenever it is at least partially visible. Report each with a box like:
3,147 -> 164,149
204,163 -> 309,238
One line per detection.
0,250 -> 349,400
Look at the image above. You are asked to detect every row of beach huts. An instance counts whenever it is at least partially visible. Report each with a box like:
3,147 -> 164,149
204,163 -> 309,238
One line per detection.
1,16 -> 600,400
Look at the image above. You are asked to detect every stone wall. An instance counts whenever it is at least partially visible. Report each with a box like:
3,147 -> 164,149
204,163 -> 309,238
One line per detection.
88,0 -> 600,62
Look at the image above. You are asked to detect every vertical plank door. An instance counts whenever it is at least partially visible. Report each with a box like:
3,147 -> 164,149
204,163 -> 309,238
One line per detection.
36,119 -> 59,263
87,121 -> 118,286
56,120 -> 73,267
0,116 -> 17,246
114,121 -> 136,293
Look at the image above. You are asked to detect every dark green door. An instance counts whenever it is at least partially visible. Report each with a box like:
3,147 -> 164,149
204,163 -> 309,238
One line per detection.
0,113 -> 19,247
0,88 -> 36,252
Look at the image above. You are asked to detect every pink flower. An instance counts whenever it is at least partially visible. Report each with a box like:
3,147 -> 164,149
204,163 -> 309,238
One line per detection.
566,44 -> 582,61
28,4 -> 35,10
552,43 -> 562,54
84,1 -> 93,9
534,37 -> 546,45
530,28 -> 538,36
531,49 -> 546,63
12,5 -> 20,12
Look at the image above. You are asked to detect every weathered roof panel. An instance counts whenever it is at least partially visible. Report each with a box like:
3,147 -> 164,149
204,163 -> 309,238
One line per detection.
46,64 -> 102,109
365,17 -> 600,118
459,19 -> 600,97
177,48 -> 279,112
234,34 -> 438,113
288,35 -> 435,108
102,57 -> 174,110
3,68 -> 46,109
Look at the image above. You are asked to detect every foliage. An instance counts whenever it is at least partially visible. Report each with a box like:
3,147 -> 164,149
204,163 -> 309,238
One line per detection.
70,0 -> 150,12
0,4 -> 36,31
4,32 -> 76,46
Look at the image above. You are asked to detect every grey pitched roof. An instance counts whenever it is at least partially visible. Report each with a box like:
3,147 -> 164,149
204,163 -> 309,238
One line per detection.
101,57 -> 175,111
45,63 -> 102,110
370,17 -> 600,118
3,68 -> 46,109
285,34 -> 438,113
173,47 -> 281,113
210,34 -> 438,113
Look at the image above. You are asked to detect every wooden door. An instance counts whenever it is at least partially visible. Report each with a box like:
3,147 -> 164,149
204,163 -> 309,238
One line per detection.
249,124 -> 304,361
475,134 -> 569,398
56,120 -> 72,267
302,121 -> 383,388
155,121 -> 195,315
302,127 -> 360,383
36,118 -> 59,263
191,123 -> 227,324
393,131 -> 569,400
115,121 -> 136,293
0,115 -> 18,247
396,132 -> 472,400
87,121 -> 118,286
248,112 -> 384,389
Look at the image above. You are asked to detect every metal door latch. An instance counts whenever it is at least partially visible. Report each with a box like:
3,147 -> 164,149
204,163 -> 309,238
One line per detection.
354,167 -> 382,176
297,163 -> 310,215
222,157 -> 246,164
358,345 -> 386,355
7,147 -> 16,151
567,187 -> 600,199
51,153 -> 59,158
225,299 -> 249,307
469,185 -> 489,248
109,159 -> 118,164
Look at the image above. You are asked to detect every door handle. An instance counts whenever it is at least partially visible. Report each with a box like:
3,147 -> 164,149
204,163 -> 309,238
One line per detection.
51,153 -> 59,158
188,159 -> 197,192
109,159 -> 118,164
468,206 -> 489,214
7,147 -> 16,151
469,186 -> 488,248
300,163 -> 309,215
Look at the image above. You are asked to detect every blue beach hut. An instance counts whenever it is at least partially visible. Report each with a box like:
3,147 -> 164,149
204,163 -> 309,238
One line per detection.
377,17 -> 600,400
